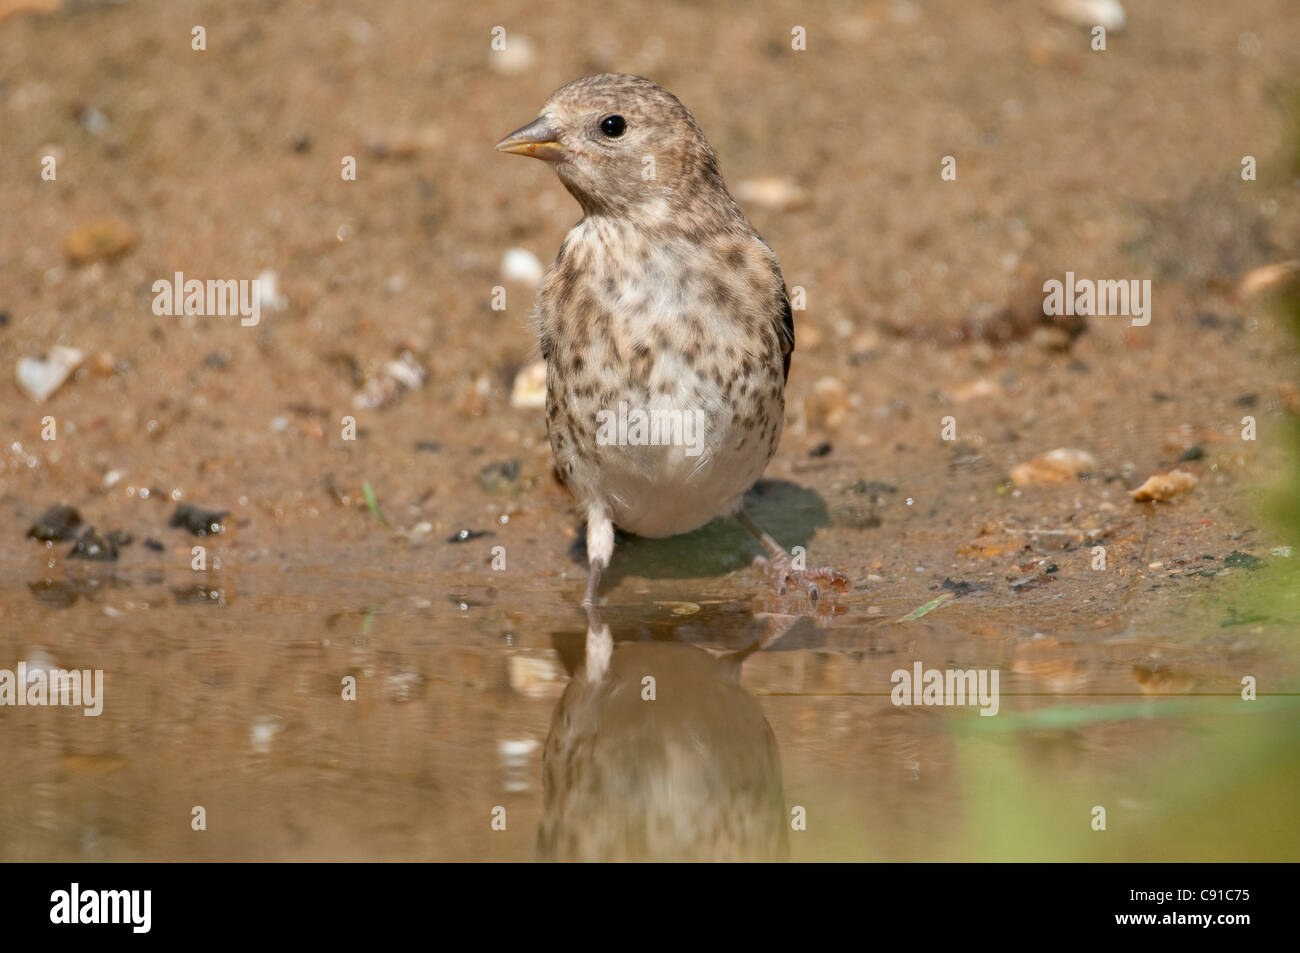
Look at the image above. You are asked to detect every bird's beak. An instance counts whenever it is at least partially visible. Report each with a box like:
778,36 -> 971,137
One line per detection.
495,116 -> 565,162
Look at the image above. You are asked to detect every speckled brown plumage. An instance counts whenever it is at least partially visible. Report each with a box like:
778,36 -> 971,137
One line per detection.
497,73 -> 844,604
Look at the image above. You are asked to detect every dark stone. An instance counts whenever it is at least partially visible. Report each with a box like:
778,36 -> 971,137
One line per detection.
447,529 -> 493,543
27,503 -> 83,541
477,459 -> 528,494
940,577 -> 990,596
67,527 -> 119,561
107,529 -> 134,548
168,504 -> 229,536
172,584 -> 225,606
1223,551 -> 1263,570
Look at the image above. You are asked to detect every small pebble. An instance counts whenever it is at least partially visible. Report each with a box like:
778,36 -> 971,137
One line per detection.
734,177 -> 810,211
1050,0 -> 1125,32
64,220 -> 137,265
1010,448 -> 1098,487
510,360 -> 547,409
27,503 -> 83,541
502,247 -> 544,285
257,270 -> 288,311
804,376 -> 849,431
1131,470 -> 1197,503
67,527 -> 119,561
168,503 -> 229,536
16,345 -> 84,403
489,34 -> 536,74
447,529 -> 492,543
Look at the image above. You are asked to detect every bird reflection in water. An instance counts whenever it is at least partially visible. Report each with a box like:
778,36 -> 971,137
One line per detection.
537,607 -> 799,862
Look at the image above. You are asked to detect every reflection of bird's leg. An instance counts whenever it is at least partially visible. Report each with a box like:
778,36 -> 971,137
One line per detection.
584,605 -> 612,683
582,504 -> 613,681
735,508 -> 847,601
727,611 -> 803,667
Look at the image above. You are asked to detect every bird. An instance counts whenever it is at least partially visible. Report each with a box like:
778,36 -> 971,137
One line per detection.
496,73 -> 845,608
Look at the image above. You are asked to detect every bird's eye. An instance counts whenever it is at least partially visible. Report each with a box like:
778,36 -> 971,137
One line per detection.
599,115 -> 627,138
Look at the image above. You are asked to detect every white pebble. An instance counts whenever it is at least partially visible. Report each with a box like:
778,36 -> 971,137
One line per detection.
250,715 -> 284,754
502,247 -> 544,285
490,34 -> 536,74
735,177 -> 809,211
510,360 -> 547,409
1051,0 -> 1125,32
257,270 -> 288,311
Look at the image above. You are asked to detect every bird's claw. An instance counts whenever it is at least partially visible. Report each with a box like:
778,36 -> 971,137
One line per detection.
752,552 -> 848,603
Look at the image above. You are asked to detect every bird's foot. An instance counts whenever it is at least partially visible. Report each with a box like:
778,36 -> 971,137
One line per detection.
752,551 -> 848,603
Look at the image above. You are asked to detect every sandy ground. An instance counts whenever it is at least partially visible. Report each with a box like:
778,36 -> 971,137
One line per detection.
0,0 -> 1298,860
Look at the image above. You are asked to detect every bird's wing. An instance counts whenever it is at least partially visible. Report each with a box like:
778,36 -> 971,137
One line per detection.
777,288 -> 794,383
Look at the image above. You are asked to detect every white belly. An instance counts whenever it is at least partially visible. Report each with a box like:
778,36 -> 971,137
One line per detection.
588,376 -> 776,539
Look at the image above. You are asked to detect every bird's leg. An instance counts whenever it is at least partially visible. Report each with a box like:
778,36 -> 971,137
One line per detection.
582,502 -> 615,609
735,508 -> 847,602
582,561 -> 604,609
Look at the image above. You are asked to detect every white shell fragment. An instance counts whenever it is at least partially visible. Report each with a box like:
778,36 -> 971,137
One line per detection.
16,345 -> 84,403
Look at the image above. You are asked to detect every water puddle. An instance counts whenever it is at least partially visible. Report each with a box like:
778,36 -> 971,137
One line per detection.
2,553 -> 1293,861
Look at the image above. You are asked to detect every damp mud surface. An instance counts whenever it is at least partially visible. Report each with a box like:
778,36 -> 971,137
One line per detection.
1,0 -> 1299,860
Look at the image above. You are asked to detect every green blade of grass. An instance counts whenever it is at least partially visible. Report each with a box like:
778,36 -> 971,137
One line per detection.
897,591 -> 952,622
960,694 -> 1300,734
362,481 -> 388,525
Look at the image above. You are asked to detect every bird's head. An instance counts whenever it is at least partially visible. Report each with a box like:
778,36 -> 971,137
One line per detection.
496,73 -> 731,223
